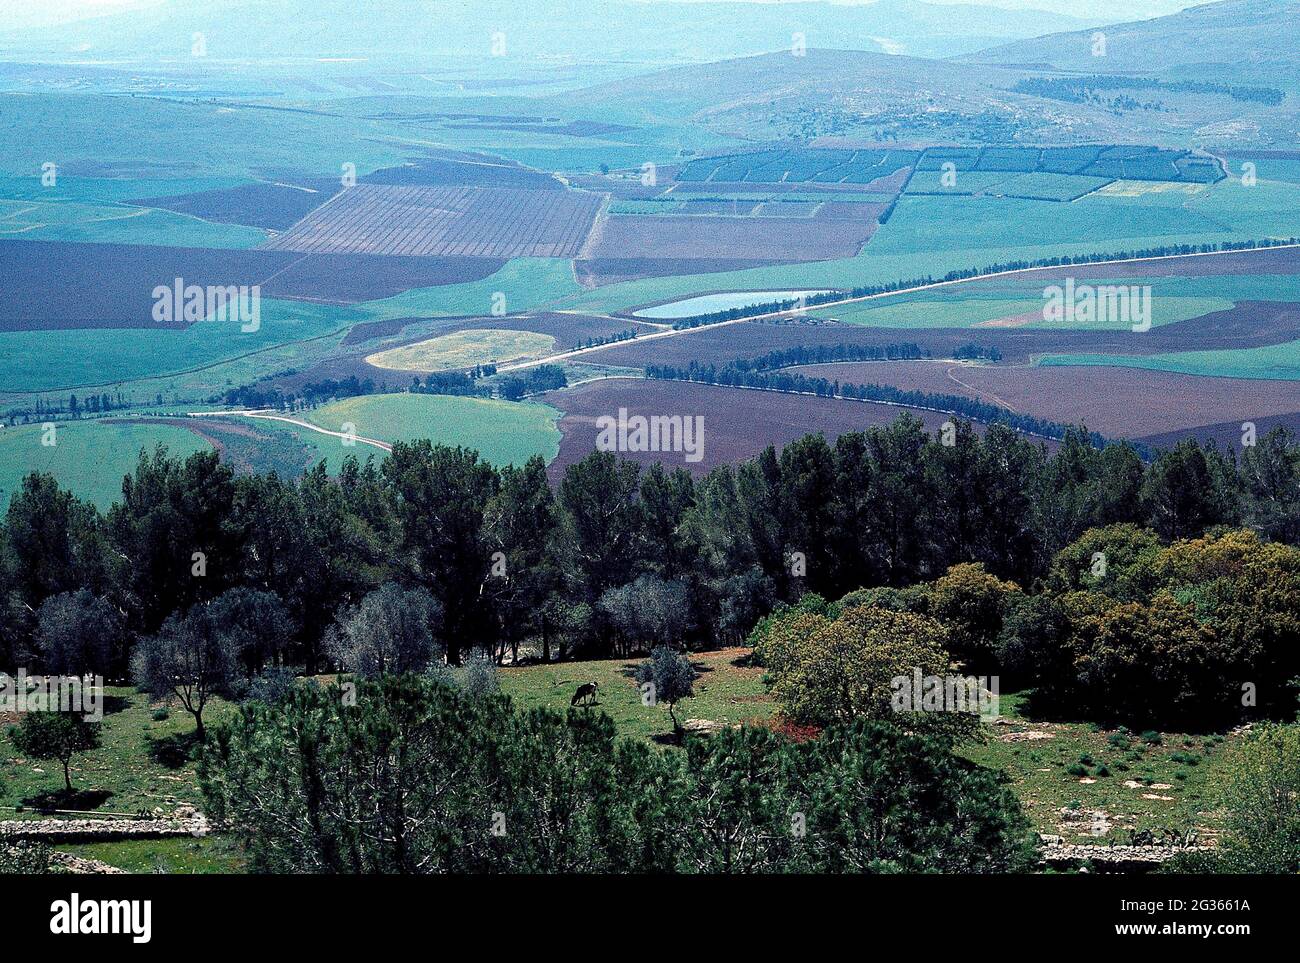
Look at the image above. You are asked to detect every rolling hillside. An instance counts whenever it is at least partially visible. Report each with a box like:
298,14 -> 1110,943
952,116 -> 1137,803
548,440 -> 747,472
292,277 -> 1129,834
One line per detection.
965,0 -> 1300,87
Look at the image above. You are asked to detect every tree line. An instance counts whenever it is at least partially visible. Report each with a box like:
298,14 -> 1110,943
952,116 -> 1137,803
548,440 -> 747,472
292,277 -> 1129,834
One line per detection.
1,417 -> 1296,704
646,358 -> 1110,446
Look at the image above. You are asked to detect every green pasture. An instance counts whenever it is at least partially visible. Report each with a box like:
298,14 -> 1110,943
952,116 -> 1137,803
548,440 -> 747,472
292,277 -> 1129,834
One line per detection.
0,419 -> 212,509
303,393 -> 563,467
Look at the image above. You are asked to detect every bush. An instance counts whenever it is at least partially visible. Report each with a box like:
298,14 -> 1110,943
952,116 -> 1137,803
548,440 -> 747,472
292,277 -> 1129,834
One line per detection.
458,653 -> 499,700
327,584 -> 442,679
0,840 -> 51,873
243,665 -> 300,706
756,603 -> 975,741
1204,724 -> 1300,873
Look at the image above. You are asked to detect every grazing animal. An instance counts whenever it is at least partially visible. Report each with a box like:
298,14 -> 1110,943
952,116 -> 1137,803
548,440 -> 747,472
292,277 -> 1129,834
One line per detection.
571,682 -> 599,707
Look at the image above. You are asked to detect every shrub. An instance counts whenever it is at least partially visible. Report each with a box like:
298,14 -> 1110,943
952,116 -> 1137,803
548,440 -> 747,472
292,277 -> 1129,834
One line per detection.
458,653 -> 500,699
1206,724 -> 1300,873
243,665 -> 300,706
326,584 -> 442,679
758,603 -> 975,741
0,840 -> 51,873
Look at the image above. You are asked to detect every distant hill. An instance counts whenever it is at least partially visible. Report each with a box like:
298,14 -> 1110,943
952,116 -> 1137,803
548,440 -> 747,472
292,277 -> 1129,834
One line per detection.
0,0 -> 1088,64
555,0 -> 1300,149
548,47 -> 1157,144
963,0 -> 1300,89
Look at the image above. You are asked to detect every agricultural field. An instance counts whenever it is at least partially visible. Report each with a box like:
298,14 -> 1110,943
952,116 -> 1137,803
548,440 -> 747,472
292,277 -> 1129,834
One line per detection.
0,196 -> 267,248
0,418 -> 212,509
0,256 -> 583,401
588,212 -> 876,262
559,175 -> 1300,317
262,184 -> 605,258
675,147 -> 920,186
541,376 -> 969,477
365,328 -> 558,372
301,393 -> 563,467
133,179 -> 341,231
787,361 -> 1300,442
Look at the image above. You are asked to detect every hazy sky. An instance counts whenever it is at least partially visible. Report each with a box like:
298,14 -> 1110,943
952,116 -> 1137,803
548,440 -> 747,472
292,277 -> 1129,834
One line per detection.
3,0 -> 1211,30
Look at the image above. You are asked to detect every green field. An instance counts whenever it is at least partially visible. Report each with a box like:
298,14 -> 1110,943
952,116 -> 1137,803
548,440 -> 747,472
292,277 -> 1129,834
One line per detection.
963,693 -> 1235,841
0,419 -> 212,509
903,169 -> 1015,195
366,328 -> 558,372
303,394 -> 563,467
496,656 -> 1243,841
500,647 -> 775,742
1042,338 -> 1300,381
0,197 -> 266,248
0,651 -> 1246,872
816,292 -> 1232,330
0,687 -> 232,817
0,93 -> 411,180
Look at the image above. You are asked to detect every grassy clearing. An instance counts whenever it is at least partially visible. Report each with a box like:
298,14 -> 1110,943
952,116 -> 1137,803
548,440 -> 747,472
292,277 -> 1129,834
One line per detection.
499,647 -> 774,744
366,328 -> 557,372
962,693 -> 1234,843
1,687 -> 233,817
0,656 -> 1242,873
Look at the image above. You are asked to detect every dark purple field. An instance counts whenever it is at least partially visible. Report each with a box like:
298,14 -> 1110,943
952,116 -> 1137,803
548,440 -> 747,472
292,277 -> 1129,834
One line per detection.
587,213 -> 878,262
260,253 -> 508,303
0,240 -> 513,328
575,257 -> 792,286
134,180 -> 340,230
0,240 -> 294,329
540,377 -> 1021,479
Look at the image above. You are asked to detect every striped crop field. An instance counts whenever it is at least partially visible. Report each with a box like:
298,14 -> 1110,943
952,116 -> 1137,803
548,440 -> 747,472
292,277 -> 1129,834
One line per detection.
262,184 -> 606,258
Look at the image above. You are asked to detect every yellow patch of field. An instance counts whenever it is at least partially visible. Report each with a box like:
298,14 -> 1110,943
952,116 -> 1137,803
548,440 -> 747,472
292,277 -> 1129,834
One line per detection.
365,328 -> 557,372
1094,180 -> 1208,197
